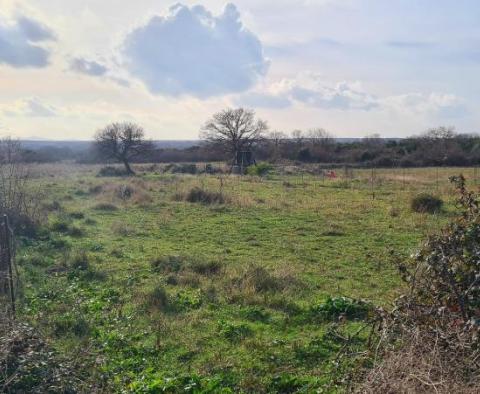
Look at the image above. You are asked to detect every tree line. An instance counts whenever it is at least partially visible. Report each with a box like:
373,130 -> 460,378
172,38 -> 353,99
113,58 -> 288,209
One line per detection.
15,108 -> 480,170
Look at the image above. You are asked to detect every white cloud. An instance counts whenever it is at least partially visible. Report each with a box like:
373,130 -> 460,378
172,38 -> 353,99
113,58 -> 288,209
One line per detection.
0,14 -> 55,68
121,3 -> 269,97
237,74 -> 467,122
69,57 -> 108,76
238,75 -> 378,111
384,92 -> 467,118
2,97 -> 57,117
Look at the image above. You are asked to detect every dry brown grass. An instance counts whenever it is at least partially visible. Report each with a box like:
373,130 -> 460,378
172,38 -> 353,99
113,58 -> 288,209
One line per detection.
358,328 -> 480,394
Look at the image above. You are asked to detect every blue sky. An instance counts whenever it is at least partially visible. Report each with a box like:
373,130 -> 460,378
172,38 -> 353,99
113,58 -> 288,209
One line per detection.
0,0 -> 479,139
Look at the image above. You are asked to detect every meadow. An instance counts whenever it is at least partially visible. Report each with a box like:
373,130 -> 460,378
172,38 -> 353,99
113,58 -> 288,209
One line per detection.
14,164 -> 476,392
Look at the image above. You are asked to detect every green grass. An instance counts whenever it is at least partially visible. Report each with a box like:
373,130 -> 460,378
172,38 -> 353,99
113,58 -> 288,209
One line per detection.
16,164 -> 472,392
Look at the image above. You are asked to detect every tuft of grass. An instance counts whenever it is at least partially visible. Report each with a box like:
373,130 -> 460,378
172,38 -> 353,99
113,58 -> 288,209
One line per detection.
184,187 -> 225,205
93,202 -> 119,211
308,296 -> 372,322
145,284 -> 170,312
411,193 -> 443,214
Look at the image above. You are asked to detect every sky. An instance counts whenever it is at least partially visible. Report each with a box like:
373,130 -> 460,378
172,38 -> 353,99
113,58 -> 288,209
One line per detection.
0,0 -> 479,140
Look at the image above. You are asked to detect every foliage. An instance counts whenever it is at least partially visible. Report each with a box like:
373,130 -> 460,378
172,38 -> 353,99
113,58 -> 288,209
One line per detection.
309,296 -> 372,322
361,174 -> 480,392
246,162 -> 273,177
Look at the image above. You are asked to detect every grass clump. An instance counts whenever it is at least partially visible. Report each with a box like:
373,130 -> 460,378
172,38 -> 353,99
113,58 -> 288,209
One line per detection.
97,166 -> 128,177
184,187 -> 225,205
151,255 -> 184,273
308,296 -> 372,322
218,320 -> 253,342
145,284 -> 170,312
93,202 -> 119,211
410,193 -> 443,213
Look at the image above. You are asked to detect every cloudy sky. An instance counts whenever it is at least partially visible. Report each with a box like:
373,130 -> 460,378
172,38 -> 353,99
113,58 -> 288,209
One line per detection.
0,0 -> 479,140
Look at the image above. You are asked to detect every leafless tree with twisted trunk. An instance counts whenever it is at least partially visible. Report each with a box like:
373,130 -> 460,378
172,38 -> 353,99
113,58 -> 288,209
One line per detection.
94,122 -> 153,175
200,108 -> 268,168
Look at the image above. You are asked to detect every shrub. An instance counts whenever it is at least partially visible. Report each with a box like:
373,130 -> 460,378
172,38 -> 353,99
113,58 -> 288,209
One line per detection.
189,259 -> 223,275
410,193 -> 443,213
244,266 -> 282,293
53,314 -> 90,337
50,218 -> 70,233
246,162 -> 273,177
67,225 -> 85,237
93,202 -> 118,211
151,255 -> 184,273
360,175 -> 480,392
87,184 -> 103,194
146,285 -> 169,311
69,250 -> 90,271
164,163 -> 198,174
115,184 -> 134,200
185,187 -> 225,205
68,211 -> 85,219
97,166 -> 128,177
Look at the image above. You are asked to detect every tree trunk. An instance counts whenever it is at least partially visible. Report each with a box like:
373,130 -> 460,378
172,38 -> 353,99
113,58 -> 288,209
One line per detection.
123,159 -> 135,175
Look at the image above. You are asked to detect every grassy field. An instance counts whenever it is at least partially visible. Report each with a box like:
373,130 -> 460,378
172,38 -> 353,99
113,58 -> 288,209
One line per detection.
15,164 -> 476,392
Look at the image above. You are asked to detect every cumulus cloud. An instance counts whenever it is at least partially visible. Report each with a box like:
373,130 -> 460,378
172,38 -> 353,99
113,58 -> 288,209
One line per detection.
289,81 -> 378,110
2,98 -> 57,117
70,57 -> 108,76
384,92 -> 467,118
238,75 -> 378,111
0,15 -> 55,68
121,3 -> 269,97
237,74 -> 466,119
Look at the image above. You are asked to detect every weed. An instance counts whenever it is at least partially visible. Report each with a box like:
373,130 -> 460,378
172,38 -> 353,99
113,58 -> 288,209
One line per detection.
218,320 -> 253,342
308,296 -> 372,322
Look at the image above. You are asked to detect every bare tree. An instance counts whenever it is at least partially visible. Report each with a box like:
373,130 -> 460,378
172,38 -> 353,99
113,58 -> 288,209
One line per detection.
200,108 -> 268,167
291,129 -> 305,146
268,131 -> 287,161
0,138 -> 42,235
307,128 -> 334,146
94,122 -> 153,175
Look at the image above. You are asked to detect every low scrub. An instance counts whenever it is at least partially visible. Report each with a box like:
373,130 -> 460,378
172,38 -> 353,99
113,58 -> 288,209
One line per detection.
410,193 -> 443,213
359,176 -> 480,393
93,202 -> 119,211
97,166 -> 129,177
184,187 -> 225,205
246,162 -> 274,177
164,163 -> 198,174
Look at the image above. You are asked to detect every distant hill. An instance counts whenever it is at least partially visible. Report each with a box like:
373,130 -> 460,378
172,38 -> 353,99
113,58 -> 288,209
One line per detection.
20,140 -> 200,152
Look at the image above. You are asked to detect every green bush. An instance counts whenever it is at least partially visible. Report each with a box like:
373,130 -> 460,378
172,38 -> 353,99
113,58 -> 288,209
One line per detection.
410,193 -> 443,213
246,162 -> 273,177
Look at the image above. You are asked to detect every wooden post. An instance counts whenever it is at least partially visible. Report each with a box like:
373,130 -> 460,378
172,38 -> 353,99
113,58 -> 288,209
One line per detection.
3,215 -> 15,317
